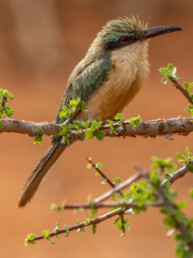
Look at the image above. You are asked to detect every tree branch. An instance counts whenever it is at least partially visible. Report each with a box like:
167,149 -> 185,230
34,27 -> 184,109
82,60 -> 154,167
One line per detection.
31,163 -> 192,243
54,162 -> 192,211
94,170 -> 148,204
158,187 -> 193,250
170,78 -> 193,104
54,200 -> 163,210
85,157 -> 123,196
1,117 -> 193,139
34,208 -> 123,241
161,161 -> 193,186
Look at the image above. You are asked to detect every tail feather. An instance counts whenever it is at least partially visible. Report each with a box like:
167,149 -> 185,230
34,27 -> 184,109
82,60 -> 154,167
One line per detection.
18,142 -> 65,207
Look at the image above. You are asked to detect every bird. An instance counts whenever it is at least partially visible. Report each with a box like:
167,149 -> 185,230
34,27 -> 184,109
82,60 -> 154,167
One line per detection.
18,16 -> 181,207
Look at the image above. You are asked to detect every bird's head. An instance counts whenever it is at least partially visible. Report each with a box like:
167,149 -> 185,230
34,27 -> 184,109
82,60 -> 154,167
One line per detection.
88,16 -> 181,56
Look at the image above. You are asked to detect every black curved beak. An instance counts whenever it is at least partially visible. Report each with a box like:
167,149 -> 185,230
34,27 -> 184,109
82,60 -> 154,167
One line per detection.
144,26 -> 182,39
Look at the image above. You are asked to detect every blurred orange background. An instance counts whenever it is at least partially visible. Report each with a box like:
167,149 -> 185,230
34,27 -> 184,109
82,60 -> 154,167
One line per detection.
0,0 -> 193,257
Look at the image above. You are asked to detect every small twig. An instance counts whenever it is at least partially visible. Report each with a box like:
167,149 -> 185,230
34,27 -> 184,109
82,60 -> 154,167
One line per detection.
56,202 -> 133,209
170,78 -> 193,104
158,186 -> 193,250
85,157 -> 123,196
120,214 -> 125,236
94,170 -> 148,204
34,198 -> 165,242
85,157 -> 124,233
55,200 -> 163,210
2,95 -> 6,109
33,163 -> 192,242
134,165 -> 150,178
86,157 -> 116,188
34,208 -> 123,241
161,160 -> 193,186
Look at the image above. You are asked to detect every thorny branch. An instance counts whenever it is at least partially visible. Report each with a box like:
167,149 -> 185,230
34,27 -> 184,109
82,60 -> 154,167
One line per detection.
158,187 -> 193,250
170,78 -> 193,105
86,157 -> 117,189
85,158 -> 125,233
1,117 -> 193,139
33,162 -> 192,242
161,161 -> 193,186
85,157 -> 123,196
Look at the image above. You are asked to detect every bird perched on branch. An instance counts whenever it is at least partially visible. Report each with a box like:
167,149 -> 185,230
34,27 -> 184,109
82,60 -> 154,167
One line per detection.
18,16 -> 181,207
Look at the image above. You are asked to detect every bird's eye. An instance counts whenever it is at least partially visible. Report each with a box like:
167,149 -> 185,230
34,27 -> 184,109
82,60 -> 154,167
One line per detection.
120,36 -> 130,44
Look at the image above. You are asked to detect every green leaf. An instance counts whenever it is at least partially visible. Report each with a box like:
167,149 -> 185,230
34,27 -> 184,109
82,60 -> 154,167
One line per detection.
0,121 -> 3,129
61,200 -> 66,210
80,101 -> 87,111
91,207 -> 97,218
87,163 -> 92,169
85,129 -> 93,139
124,218 -> 130,231
101,178 -> 107,184
114,113 -> 124,123
64,225 -> 69,237
5,106 -> 13,117
59,111 -> 68,118
96,162 -> 103,169
84,218 -> 91,226
79,135 -> 85,141
96,130 -> 105,141
108,120 -> 115,132
113,216 -> 121,226
58,124 -> 69,136
150,171 -> 161,186
37,125 -> 44,136
163,216 -> 175,228
124,208 -> 134,215
53,223 -> 60,237
70,98 -> 80,107
51,203 -> 58,211
95,172 -> 102,177
161,77 -> 168,84
92,224 -> 96,235
34,126 -> 44,145
159,64 -> 179,84
189,188 -> 193,199
129,115 -> 141,130
113,177 -> 122,184
184,82 -> 193,91
77,227 -> 85,233
111,194 -> 116,200
91,120 -> 99,131
34,135 -> 42,145
177,201 -> 187,209
185,104 -> 193,115
176,153 -> 186,161
42,230 -> 50,239
25,233 -> 37,246
6,92 -> 14,99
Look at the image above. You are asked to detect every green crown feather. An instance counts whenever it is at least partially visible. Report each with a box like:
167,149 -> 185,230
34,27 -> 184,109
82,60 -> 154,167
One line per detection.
98,16 -> 147,43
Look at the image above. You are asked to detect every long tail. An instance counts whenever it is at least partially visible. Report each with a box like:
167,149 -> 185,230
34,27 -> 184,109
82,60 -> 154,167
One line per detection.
18,142 -> 66,207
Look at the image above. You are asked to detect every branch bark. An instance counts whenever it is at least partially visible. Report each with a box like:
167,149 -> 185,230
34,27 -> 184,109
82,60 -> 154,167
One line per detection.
1,117 -> 193,139
33,163 -> 192,242
170,78 -> 193,104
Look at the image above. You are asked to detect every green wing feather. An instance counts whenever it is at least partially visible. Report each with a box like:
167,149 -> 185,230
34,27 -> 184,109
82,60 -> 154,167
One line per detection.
73,56 -> 111,102
56,56 -> 112,125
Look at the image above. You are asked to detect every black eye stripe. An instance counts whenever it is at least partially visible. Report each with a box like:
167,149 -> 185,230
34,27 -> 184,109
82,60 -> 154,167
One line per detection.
105,41 -> 122,50
105,36 -> 136,51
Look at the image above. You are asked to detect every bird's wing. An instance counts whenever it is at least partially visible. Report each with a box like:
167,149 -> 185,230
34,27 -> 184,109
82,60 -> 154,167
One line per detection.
73,56 -> 112,102
56,56 -> 112,124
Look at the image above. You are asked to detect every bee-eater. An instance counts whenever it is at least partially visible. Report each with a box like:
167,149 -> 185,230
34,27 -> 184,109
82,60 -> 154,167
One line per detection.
18,17 -> 181,207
